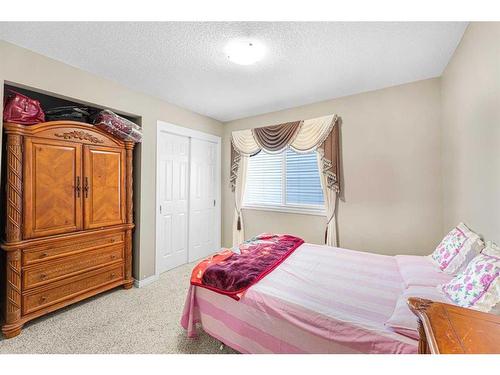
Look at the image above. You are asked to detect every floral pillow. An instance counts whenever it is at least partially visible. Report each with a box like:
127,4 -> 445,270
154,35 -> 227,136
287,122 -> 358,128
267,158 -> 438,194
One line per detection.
440,253 -> 499,313
430,223 -> 483,274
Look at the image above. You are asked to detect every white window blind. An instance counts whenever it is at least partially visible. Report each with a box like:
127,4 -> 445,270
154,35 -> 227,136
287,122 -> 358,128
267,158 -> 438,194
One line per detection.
285,150 -> 324,206
244,151 -> 283,205
244,149 -> 324,213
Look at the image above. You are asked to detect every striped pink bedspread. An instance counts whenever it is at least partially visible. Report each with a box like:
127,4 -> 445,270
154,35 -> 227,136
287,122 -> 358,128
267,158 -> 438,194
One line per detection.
181,243 -> 418,353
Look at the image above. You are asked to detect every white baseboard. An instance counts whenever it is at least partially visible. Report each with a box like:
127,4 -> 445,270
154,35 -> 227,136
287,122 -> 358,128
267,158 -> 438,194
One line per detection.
133,274 -> 160,288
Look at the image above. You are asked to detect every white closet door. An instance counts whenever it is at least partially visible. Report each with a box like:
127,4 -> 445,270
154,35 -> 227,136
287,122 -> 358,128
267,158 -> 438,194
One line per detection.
189,138 -> 218,262
157,131 -> 189,273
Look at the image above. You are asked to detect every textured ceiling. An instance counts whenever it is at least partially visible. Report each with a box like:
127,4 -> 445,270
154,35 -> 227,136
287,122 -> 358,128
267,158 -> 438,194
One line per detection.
0,22 -> 467,122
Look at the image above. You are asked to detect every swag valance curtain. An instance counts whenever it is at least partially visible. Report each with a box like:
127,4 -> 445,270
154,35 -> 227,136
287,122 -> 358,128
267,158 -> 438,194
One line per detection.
231,114 -> 340,192
230,114 -> 342,247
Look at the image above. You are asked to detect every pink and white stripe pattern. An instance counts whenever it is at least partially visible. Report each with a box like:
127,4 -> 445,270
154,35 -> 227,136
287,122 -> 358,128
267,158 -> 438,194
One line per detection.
182,244 -> 418,354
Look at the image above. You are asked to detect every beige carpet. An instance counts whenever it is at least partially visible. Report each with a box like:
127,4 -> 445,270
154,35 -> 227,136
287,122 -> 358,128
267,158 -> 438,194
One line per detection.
0,262 -> 237,354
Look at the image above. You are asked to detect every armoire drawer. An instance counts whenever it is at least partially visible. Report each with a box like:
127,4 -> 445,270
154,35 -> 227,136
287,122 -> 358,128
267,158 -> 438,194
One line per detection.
22,264 -> 124,315
23,232 -> 124,266
23,245 -> 124,289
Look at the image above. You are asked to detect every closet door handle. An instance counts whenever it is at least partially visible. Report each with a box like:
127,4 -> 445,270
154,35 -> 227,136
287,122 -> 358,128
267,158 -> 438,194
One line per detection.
84,177 -> 89,198
75,176 -> 81,197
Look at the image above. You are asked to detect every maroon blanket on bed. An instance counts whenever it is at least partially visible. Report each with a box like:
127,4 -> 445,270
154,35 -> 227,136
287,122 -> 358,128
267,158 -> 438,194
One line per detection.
190,234 -> 304,300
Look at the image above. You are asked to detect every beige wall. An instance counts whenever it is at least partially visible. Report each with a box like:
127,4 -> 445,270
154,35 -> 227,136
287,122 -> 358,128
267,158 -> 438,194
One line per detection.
441,23 -> 500,243
0,40 -> 223,281
222,78 -> 443,255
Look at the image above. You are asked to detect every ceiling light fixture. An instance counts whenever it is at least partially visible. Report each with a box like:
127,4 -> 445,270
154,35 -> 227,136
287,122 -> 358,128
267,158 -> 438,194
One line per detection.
225,40 -> 266,66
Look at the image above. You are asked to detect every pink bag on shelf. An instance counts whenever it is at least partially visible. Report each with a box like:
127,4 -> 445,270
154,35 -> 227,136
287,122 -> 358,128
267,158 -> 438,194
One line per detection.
94,109 -> 142,143
3,90 -> 45,124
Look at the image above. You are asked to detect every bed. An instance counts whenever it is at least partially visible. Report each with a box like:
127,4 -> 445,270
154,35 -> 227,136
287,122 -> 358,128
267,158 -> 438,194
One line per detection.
181,242 -> 453,354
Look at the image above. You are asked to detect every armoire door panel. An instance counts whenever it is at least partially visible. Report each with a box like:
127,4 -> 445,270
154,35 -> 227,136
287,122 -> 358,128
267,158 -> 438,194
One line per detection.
83,145 -> 125,229
24,138 -> 83,239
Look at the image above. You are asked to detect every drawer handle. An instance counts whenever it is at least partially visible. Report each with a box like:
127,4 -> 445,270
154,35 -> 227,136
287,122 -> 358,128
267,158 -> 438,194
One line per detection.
110,239 -> 115,243
110,273 -> 116,279
40,252 -> 49,258
111,255 -> 116,260
40,274 -> 47,279
40,296 -> 47,303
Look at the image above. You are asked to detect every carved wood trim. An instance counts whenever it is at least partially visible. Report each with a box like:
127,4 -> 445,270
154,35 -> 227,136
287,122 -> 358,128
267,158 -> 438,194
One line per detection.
6,134 -> 23,242
126,146 -> 134,224
54,130 -> 104,144
124,144 -> 134,281
125,230 -> 133,281
408,297 -> 433,313
4,122 -> 124,148
5,250 -> 22,324
417,319 -> 429,354
408,298 -> 436,354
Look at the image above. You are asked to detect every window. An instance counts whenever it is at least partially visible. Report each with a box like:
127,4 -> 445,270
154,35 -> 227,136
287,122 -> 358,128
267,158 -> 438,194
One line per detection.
244,149 -> 324,214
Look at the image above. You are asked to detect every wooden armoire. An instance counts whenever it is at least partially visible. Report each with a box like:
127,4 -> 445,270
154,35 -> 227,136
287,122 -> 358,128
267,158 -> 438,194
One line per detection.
1,121 -> 135,338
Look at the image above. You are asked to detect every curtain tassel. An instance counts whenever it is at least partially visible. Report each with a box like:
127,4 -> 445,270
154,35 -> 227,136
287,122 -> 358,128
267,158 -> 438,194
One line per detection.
324,226 -> 328,244
237,215 -> 241,231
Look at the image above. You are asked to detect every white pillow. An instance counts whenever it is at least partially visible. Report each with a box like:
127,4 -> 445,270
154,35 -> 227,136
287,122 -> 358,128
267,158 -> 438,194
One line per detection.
430,222 -> 483,274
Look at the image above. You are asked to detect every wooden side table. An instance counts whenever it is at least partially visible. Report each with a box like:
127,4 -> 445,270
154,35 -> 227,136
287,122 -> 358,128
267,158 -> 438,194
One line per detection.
408,297 -> 500,354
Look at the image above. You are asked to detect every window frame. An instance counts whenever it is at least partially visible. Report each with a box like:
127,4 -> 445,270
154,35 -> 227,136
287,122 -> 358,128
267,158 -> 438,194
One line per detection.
242,150 -> 326,216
